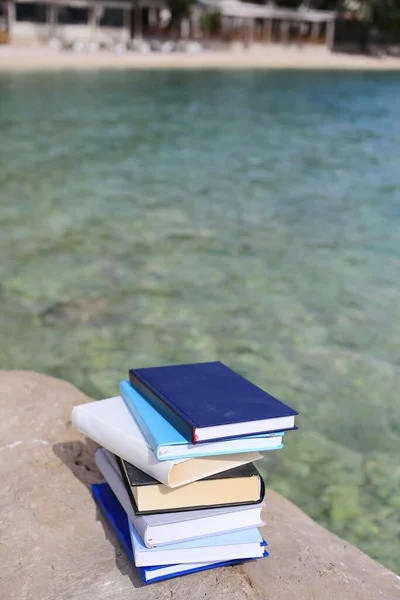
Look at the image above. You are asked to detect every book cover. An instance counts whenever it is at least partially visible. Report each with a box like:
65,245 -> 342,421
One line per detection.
120,380 -> 284,460
71,395 -> 262,488
128,516 -> 267,566
95,448 -> 265,548
129,361 -> 298,443
92,482 -> 268,584
118,456 -> 265,515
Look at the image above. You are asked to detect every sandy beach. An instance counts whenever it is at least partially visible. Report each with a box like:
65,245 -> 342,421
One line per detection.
1,45 -> 400,70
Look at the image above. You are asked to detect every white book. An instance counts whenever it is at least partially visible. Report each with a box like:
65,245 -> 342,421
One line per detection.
95,447 -> 265,548
129,518 -> 266,566
72,396 -> 262,488
142,561 -> 240,583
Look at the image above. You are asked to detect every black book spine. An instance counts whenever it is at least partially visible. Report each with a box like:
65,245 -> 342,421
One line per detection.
116,456 -> 265,516
115,455 -> 141,514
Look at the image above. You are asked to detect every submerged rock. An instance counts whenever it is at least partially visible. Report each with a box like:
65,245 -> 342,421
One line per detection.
39,298 -> 108,327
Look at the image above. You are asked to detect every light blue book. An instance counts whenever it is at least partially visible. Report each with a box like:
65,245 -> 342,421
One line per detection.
120,380 -> 284,460
129,512 -> 267,566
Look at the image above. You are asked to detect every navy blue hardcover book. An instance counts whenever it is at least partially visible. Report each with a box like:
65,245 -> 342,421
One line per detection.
129,361 -> 298,443
92,482 -> 267,584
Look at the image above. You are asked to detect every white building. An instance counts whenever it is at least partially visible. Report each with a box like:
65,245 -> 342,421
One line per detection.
199,0 -> 336,48
4,0 -> 166,45
2,0 -> 336,48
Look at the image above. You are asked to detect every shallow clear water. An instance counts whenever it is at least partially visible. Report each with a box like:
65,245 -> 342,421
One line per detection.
1,70 -> 400,571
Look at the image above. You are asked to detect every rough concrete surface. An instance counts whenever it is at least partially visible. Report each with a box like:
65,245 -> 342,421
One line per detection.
0,370 -> 399,600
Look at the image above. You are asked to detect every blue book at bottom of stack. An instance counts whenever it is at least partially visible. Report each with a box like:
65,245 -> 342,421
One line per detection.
92,482 -> 269,585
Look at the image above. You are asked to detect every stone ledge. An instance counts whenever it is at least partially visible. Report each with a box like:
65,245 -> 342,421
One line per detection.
0,370 -> 399,600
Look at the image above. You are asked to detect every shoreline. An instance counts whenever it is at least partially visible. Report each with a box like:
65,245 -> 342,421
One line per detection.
2,46 -> 400,71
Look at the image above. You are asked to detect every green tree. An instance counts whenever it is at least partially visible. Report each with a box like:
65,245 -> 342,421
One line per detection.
167,0 -> 195,21
365,0 -> 400,36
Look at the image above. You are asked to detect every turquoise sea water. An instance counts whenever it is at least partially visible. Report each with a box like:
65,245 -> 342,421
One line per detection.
1,70 -> 400,571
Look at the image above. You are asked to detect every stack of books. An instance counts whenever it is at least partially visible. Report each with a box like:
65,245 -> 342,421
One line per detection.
72,361 -> 298,585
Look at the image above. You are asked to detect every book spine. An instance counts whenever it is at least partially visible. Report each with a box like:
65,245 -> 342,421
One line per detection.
115,455 -> 141,509
259,474 -> 266,504
129,372 -> 194,442
139,568 -> 148,585
95,449 -> 150,544
120,381 -> 160,456
92,483 -> 136,562
71,404 -> 173,486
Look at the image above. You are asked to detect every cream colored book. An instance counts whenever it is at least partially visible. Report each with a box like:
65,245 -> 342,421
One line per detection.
95,448 -> 265,548
72,396 -> 262,488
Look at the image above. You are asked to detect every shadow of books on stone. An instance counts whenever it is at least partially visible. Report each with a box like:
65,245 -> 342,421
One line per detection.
93,505 -> 144,588
53,439 -> 102,487
53,440 -> 144,589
